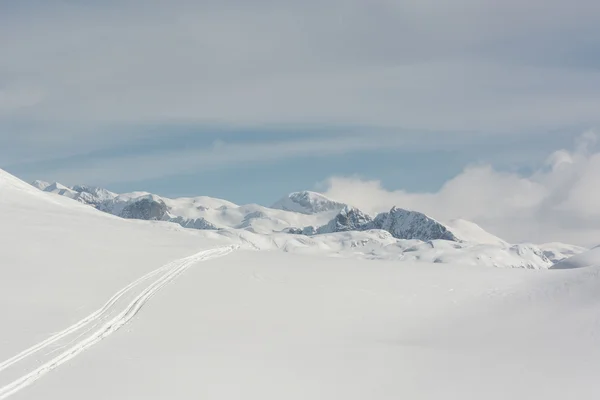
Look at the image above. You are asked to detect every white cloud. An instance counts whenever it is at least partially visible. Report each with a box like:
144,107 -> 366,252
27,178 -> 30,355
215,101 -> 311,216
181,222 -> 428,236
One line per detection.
322,131 -> 600,246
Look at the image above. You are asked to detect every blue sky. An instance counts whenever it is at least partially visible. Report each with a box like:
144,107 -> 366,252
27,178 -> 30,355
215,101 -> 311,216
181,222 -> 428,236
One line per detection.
3,124 -> 583,205
1,0 -> 600,245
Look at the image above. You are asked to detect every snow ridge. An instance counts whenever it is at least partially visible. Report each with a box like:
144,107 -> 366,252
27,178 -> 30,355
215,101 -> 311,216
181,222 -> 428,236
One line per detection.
30,182 -> 337,234
24,176 -> 587,269
309,206 -> 462,242
271,191 -> 347,214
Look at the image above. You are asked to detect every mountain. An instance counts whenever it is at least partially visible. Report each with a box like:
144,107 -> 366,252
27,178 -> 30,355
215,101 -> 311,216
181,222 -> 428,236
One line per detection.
120,196 -> 169,220
315,206 -> 374,234
311,206 -> 468,242
551,245 -> 600,269
28,179 -> 587,270
444,219 -> 509,246
33,180 -> 118,206
537,242 -> 588,263
259,229 -> 553,269
31,180 -> 51,191
372,207 -> 460,241
71,184 -> 118,206
271,191 -> 347,214
33,182 -> 492,245
32,182 -> 334,234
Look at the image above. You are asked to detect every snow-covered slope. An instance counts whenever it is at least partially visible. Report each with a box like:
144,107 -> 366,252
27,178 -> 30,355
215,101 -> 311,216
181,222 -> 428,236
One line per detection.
551,245 -> 600,269
12,250 -> 600,400
0,169 -> 237,397
271,190 -> 347,214
232,229 -> 555,269
445,218 -> 509,246
538,242 -> 588,263
5,168 -> 600,399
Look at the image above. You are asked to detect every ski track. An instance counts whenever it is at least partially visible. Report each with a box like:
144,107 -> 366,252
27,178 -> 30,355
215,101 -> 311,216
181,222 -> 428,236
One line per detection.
0,245 -> 237,399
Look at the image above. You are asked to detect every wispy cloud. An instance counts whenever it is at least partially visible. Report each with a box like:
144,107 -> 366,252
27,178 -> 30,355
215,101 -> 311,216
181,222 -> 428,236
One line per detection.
25,134 -> 409,185
1,0 -> 600,135
0,86 -> 44,113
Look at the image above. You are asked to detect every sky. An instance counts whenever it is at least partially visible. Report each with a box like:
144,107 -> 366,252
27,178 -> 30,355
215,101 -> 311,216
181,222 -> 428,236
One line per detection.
1,0 -> 600,245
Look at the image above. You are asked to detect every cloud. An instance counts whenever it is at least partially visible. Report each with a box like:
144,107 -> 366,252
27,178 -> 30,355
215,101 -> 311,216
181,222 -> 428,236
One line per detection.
1,0 -> 600,138
0,86 -> 44,113
24,134 -> 410,186
322,131 -> 600,246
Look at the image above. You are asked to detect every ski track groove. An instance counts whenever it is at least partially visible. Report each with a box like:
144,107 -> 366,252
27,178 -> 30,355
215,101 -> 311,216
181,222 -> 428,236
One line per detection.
0,245 -> 237,399
0,262 -> 174,374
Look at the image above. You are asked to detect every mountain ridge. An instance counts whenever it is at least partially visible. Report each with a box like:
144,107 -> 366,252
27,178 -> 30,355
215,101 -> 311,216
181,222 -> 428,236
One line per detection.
25,176 -> 587,269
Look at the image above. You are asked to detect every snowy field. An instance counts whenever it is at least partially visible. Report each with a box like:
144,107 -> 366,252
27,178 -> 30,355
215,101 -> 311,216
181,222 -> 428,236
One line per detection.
2,169 -> 600,399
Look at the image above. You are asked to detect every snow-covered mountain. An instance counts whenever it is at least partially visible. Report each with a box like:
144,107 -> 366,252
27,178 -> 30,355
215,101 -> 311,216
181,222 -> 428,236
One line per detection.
373,206 -> 460,241
551,245 -> 600,269
538,242 -> 589,264
315,206 -> 374,234
29,179 -> 586,269
32,181 -> 337,235
271,191 -> 347,214
258,231 -> 551,268
32,180 -> 118,206
307,205 -> 508,244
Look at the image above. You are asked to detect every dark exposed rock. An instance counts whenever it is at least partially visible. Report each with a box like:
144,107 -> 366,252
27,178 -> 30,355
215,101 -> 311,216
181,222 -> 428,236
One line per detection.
169,216 -> 218,230
120,198 -> 169,221
297,205 -> 462,242
317,206 -> 373,234
373,207 -> 460,242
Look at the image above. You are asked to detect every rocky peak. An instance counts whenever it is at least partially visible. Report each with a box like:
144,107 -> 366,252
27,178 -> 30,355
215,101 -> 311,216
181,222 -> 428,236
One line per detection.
120,197 -> 168,221
317,206 -> 373,234
374,207 -> 460,242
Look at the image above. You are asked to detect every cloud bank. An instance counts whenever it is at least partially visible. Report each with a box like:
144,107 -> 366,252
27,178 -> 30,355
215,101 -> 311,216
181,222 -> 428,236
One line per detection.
323,132 -> 600,246
1,0 -> 600,134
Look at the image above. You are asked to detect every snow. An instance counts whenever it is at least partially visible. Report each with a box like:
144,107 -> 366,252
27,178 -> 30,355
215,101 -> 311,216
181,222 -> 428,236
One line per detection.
0,170 -> 232,384
3,168 -> 600,398
551,245 -> 600,269
34,182 -> 336,234
11,250 -> 600,400
538,241 -> 588,263
271,190 -> 347,214
445,218 -> 509,246
30,180 -> 50,191
0,246 -> 236,399
26,178 -> 585,269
